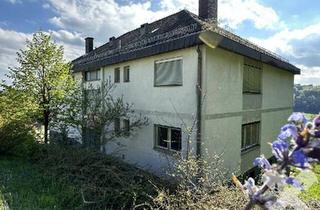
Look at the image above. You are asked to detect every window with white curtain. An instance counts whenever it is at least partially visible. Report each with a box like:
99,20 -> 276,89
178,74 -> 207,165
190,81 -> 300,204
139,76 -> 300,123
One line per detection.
154,57 -> 183,86
85,70 -> 101,81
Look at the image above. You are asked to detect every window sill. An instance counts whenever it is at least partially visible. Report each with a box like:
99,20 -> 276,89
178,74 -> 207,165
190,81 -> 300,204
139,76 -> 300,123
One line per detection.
153,146 -> 181,155
241,144 -> 260,155
243,92 -> 262,95
154,84 -> 183,87
84,79 -> 101,82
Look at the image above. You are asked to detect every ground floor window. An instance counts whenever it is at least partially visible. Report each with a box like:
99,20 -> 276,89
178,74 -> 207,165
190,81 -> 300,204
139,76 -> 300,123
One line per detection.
123,119 -> 130,136
114,118 -> 120,135
154,125 -> 181,151
241,122 -> 260,151
114,118 -> 130,136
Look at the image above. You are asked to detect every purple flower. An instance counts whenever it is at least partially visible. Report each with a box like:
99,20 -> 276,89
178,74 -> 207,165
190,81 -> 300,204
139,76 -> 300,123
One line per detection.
254,156 -> 271,170
272,140 -> 289,161
284,177 -> 304,190
296,135 -> 309,148
314,116 -> 320,128
278,124 -> 298,140
288,113 -> 307,125
291,149 -> 308,168
244,178 -> 256,196
314,130 -> 320,138
303,140 -> 320,161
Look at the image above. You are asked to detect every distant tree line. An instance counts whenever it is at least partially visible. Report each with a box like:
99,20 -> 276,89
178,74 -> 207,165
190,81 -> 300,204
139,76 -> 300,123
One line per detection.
294,84 -> 320,114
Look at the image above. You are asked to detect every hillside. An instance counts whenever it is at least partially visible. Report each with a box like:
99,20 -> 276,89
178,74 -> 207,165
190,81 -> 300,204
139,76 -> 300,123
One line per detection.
294,84 -> 320,114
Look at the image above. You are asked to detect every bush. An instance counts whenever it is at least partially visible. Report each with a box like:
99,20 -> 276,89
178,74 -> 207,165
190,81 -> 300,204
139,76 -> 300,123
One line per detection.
29,145 -> 163,209
0,121 -> 36,156
136,153 -> 248,210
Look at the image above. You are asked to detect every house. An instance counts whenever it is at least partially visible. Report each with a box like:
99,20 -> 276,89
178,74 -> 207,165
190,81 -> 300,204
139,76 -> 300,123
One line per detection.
72,0 -> 300,175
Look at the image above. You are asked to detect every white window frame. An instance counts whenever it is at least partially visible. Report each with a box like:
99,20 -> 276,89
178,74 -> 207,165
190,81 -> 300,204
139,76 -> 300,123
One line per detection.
85,70 -> 101,81
114,67 -> 120,83
123,66 -> 130,82
154,57 -> 183,87
243,59 -> 262,94
241,122 -> 260,152
154,124 -> 182,152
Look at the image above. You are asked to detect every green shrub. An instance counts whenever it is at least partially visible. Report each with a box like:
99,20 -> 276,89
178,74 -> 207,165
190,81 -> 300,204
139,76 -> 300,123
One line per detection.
0,121 -> 36,156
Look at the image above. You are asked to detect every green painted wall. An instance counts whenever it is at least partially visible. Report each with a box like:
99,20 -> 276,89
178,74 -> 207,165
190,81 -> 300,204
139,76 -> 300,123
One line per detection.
202,45 -> 295,173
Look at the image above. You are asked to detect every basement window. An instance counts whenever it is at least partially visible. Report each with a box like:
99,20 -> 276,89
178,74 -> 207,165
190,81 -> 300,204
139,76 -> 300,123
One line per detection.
154,57 -> 183,86
114,67 -> 120,83
154,125 -> 181,152
243,58 -> 262,94
241,122 -> 260,152
123,66 -> 130,82
85,70 -> 101,81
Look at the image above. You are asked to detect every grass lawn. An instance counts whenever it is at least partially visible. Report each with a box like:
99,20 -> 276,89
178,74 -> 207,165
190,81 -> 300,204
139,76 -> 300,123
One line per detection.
300,164 -> 320,202
0,156 -> 81,210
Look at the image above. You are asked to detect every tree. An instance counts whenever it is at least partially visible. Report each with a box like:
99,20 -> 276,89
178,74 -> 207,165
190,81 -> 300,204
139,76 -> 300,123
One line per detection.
53,81 -> 148,149
7,32 -> 74,143
294,84 -> 320,114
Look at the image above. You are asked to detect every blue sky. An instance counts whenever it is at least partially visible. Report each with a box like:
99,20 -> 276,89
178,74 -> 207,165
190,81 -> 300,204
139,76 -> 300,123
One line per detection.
1,0 -> 320,84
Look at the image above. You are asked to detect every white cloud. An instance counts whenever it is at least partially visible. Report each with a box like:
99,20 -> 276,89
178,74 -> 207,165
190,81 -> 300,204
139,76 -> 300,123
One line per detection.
0,28 -> 31,82
46,0 -> 281,45
219,0 -> 283,30
42,3 -> 50,9
295,65 -> 320,85
1,0 -> 318,85
5,0 -> 22,4
0,28 -> 83,83
247,22 -> 320,85
249,23 -> 320,56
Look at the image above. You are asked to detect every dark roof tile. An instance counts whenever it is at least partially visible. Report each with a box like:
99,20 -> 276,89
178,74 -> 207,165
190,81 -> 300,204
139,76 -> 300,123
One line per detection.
72,9 -> 300,74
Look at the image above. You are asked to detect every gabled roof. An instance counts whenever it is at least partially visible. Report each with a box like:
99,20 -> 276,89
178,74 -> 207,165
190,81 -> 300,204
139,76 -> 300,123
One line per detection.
72,10 -> 300,74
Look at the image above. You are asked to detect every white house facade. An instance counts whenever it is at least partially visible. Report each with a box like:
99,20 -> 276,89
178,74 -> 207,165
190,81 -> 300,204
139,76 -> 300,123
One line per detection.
72,0 -> 300,176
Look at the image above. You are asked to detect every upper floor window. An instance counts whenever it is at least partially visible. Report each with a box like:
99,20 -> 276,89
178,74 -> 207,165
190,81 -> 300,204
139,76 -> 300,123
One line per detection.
123,66 -> 130,82
154,57 -> 183,86
85,70 -> 100,81
154,124 -> 181,152
241,122 -> 260,152
243,59 -> 262,94
114,67 -> 120,83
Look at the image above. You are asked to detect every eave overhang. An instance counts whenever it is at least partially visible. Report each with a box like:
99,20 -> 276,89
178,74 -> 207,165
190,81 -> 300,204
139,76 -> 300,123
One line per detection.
72,30 -> 300,75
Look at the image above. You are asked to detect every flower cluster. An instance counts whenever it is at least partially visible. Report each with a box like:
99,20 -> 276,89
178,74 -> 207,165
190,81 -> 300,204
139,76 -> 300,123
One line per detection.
233,113 -> 320,209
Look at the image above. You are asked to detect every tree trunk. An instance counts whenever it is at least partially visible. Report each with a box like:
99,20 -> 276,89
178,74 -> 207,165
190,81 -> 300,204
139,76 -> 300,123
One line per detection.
44,109 -> 49,144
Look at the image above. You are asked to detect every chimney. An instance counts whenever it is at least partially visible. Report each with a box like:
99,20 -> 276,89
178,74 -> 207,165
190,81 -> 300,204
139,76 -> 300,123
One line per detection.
199,0 -> 218,21
109,36 -> 121,49
85,37 -> 94,54
109,36 -> 116,42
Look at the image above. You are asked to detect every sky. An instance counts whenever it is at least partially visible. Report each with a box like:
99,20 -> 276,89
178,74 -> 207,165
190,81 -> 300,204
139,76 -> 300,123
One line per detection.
1,0 -> 320,85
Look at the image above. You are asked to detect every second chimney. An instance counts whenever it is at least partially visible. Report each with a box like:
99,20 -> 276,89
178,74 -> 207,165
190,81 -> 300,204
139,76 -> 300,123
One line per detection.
199,0 -> 218,21
85,37 -> 94,54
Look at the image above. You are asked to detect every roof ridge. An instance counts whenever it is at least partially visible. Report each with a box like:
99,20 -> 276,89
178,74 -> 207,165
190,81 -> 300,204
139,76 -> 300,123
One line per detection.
80,9 -> 193,58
